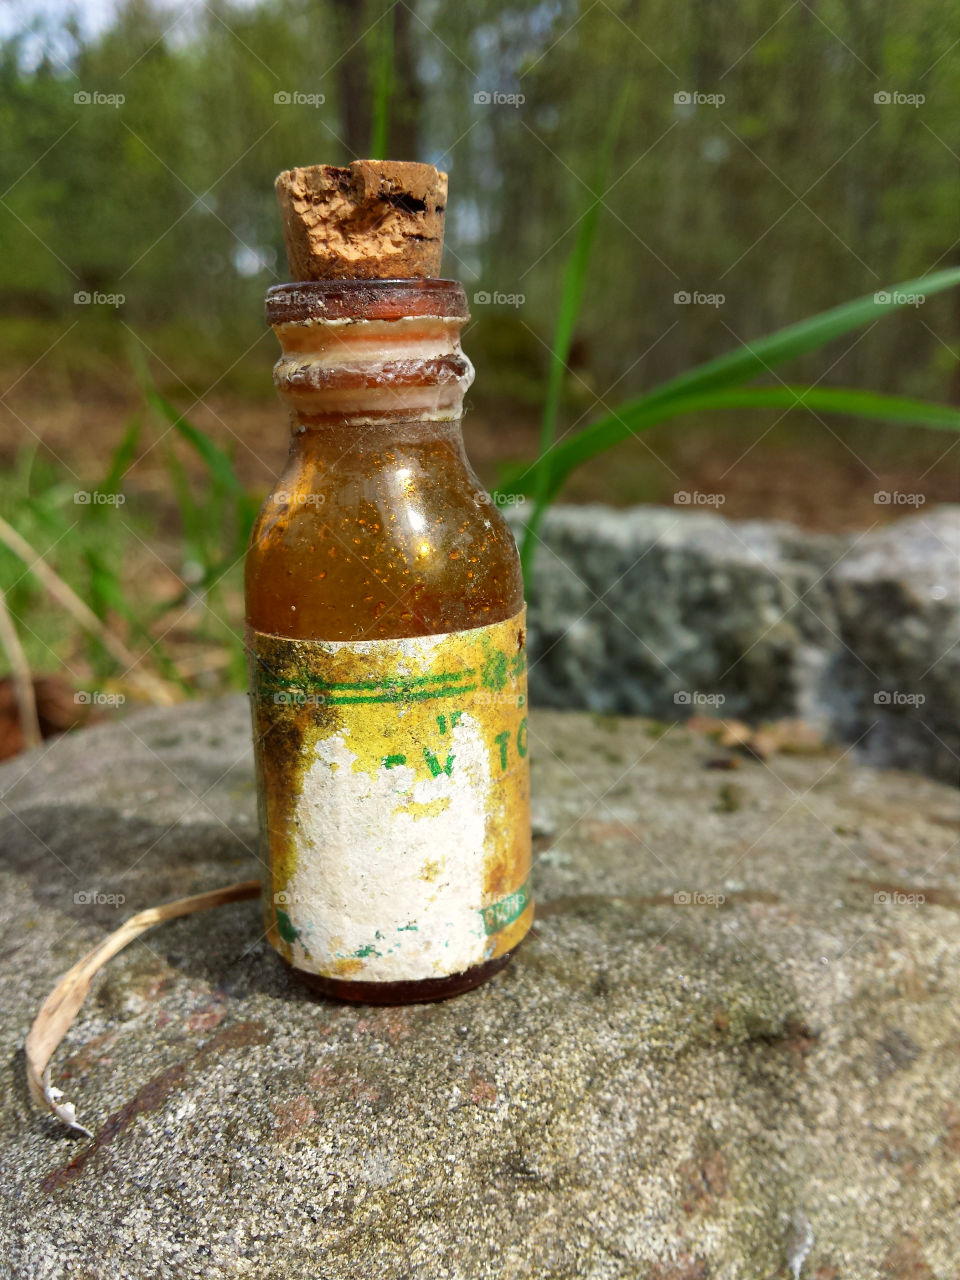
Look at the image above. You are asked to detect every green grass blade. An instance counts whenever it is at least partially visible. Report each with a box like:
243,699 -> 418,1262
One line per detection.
522,87 -> 629,581
146,388 -> 258,556
701,386 -> 960,429
498,384 -> 960,504
368,15 -> 394,160
83,545 -> 189,689
512,268 -> 960,507
162,439 -> 204,564
632,267 -> 960,412
99,414 -> 141,496
83,547 -> 121,622
147,390 -> 243,494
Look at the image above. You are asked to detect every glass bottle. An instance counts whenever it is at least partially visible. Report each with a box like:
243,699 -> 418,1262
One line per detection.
245,278 -> 532,1003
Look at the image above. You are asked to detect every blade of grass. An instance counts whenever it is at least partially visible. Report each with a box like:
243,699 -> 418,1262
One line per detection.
162,438 -> 206,571
146,387 -> 258,553
368,13 -> 394,161
13,440 -> 41,498
0,514 -> 139,669
26,878 -> 262,1135
704,385 -> 960,429
81,546 -> 138,679
147,390 -> 243,495
0,586 -> 41,749
522,86 -> 629,582
499,384 -> 960,504
82,551 -> 190,691
99,414 -> 141,496
512,267 -> 960,508
633,267 -> 960,412
499,384 -> 960,502
82,541 -> 126,619
148,396 -> 252,680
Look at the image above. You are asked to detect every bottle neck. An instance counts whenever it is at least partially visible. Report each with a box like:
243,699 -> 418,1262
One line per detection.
266,279 -> 473,429
285,416 -> 470,475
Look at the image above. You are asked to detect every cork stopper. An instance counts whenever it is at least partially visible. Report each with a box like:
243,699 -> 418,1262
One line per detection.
275,160 -> 447,282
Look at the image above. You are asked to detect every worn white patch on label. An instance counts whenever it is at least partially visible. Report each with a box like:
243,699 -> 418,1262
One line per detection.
248,610 -> 532,984
288,712 -> 490,979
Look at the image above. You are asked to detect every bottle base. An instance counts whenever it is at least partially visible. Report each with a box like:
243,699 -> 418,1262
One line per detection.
285,947 -> 518,1005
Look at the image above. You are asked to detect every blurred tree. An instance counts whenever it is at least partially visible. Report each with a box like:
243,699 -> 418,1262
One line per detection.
330,0 -> 374,156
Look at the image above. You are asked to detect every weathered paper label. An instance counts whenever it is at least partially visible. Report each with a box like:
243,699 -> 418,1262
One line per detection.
247,610 -> 532,983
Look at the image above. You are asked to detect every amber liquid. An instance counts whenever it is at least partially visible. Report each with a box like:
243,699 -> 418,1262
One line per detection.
245,420 -> 523,642
246,283 -> 525,1003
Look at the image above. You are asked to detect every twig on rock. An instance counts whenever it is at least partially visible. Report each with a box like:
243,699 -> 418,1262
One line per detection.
25,878 -> 262,1136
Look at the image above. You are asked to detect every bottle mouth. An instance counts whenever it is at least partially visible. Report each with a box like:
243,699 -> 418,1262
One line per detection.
266,278 -> 469,326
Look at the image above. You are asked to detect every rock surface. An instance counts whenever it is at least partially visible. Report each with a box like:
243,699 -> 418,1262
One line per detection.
520,504 -> 960,781
2,697 -> 959,1278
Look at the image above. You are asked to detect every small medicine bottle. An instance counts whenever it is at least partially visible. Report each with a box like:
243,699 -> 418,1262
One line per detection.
244,162 -> 532,1003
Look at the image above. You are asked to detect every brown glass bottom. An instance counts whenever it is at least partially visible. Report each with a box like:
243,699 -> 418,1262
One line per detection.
284,947 -> 518,1005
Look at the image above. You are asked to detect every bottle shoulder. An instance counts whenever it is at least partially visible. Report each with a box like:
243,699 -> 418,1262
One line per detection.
245,465 -> 523,639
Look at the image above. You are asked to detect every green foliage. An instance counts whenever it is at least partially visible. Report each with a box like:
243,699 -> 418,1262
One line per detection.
368,14 -> 395,160
513,267 -> 960,580
146,386 -> 259,565
0,400 -> 254,693
523,88 -> 629,579
514,266 -> 960,501
0,439 -> 162,682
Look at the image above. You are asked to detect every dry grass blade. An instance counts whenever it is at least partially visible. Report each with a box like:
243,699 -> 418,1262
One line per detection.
0,587 -> 41,749
0,514 -> 178,705
25,878 -> 262,1136
0,514 -> 139,666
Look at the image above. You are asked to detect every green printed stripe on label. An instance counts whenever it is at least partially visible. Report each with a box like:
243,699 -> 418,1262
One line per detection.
324,684 -> 477,706
259,668 -> 475,694
480,880 -> 531,935
324,669 -> 476,691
